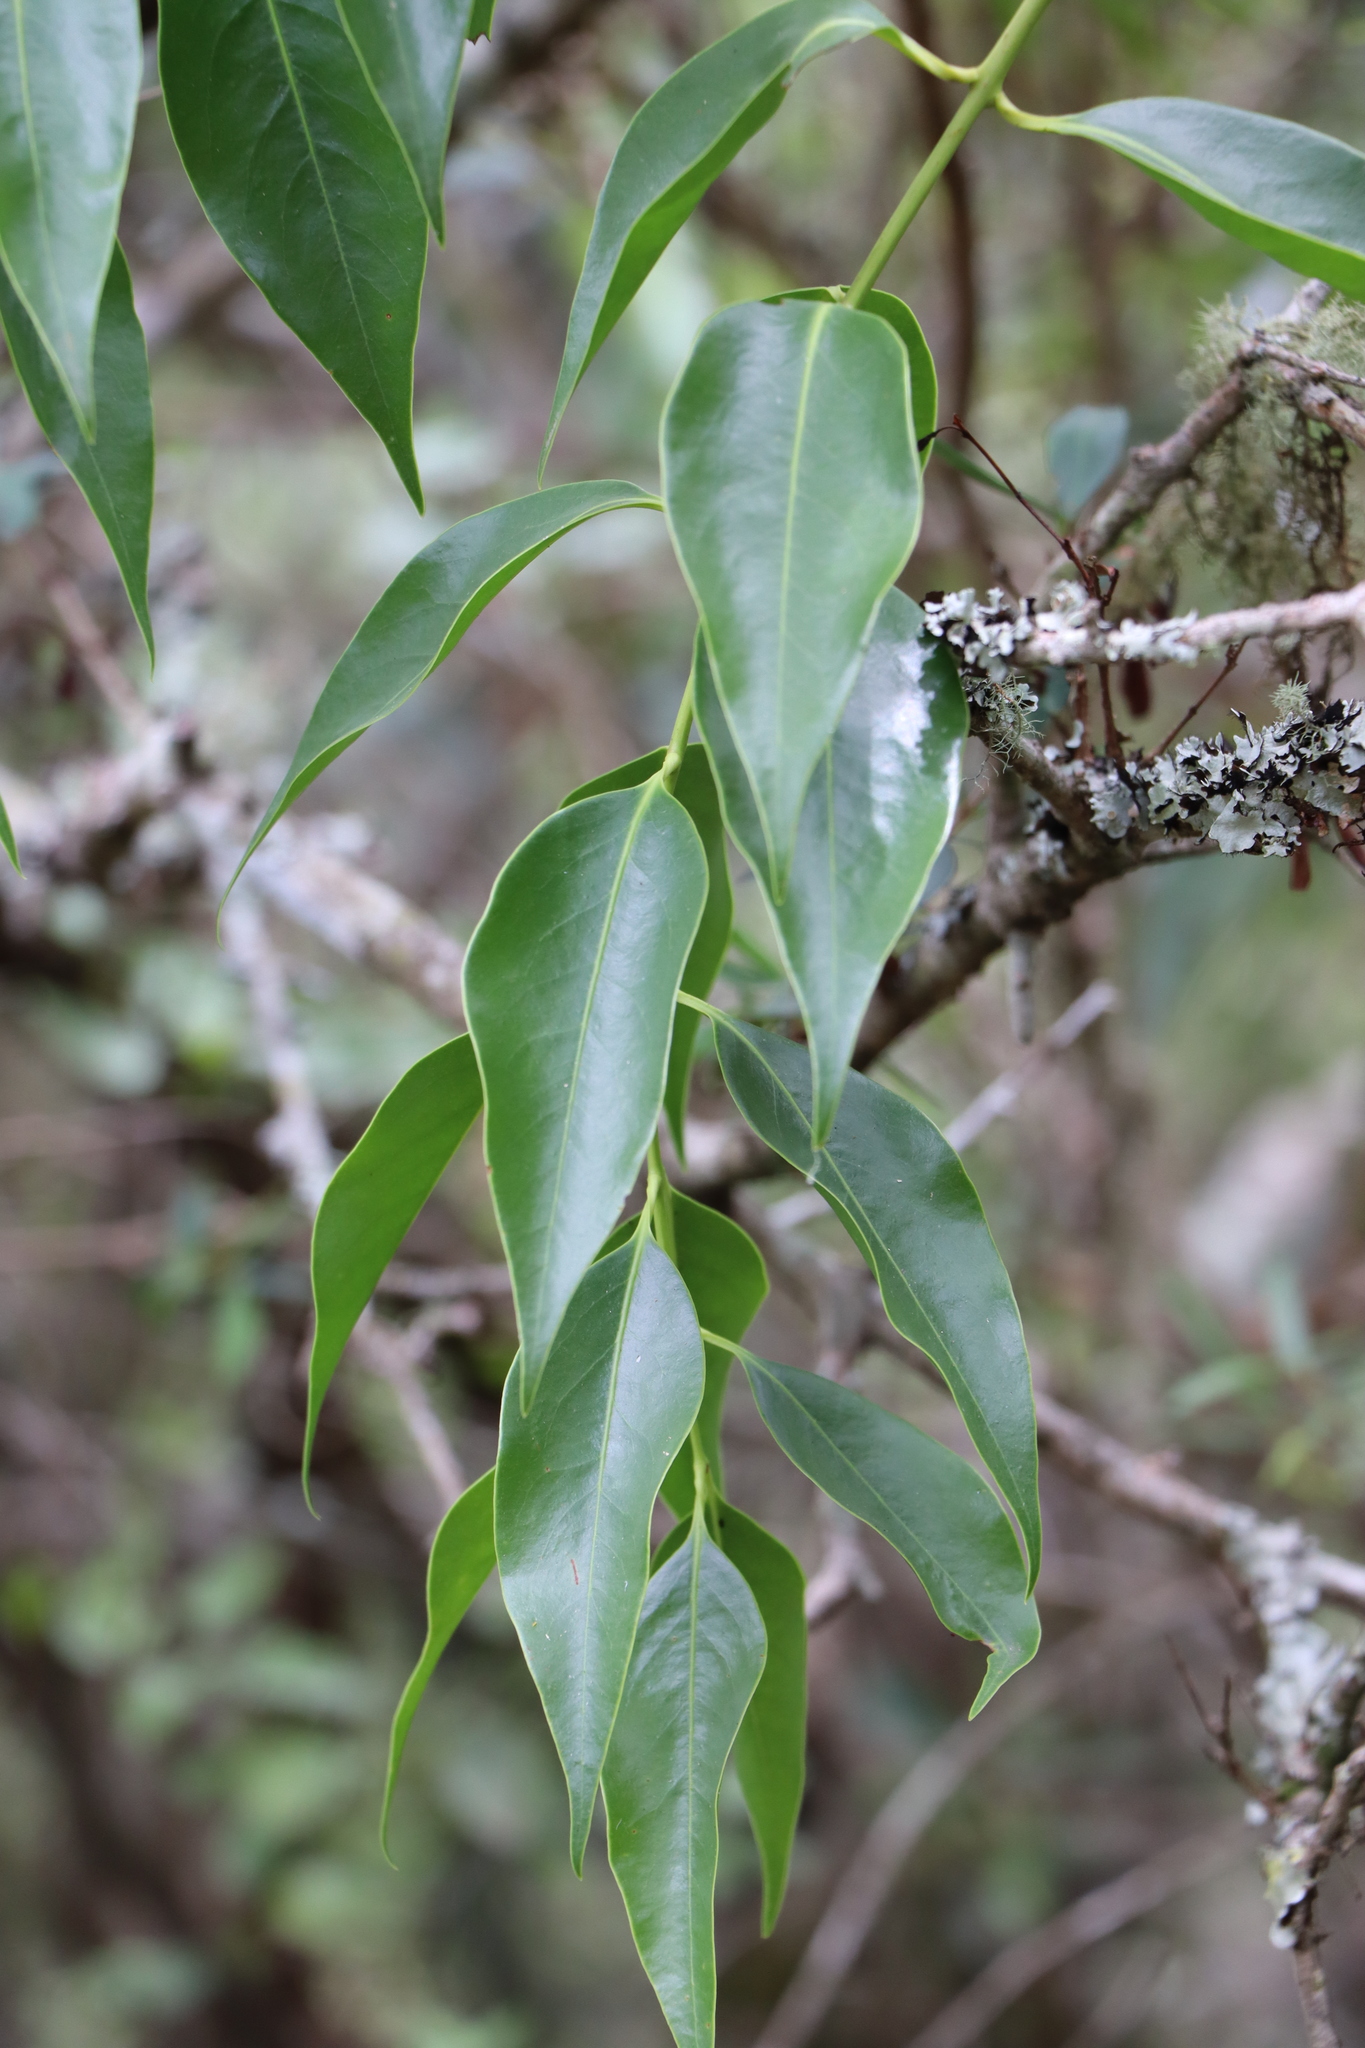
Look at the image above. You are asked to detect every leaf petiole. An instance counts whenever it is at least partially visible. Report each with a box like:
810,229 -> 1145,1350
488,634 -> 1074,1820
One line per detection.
659,676 -> 695,794
886,30 -> 980,86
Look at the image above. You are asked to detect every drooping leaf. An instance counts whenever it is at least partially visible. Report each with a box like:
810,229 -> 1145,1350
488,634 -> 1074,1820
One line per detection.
0,790 -> 19,875
774,285 -> 938,450
0,0 -> 140,431
740,1349 -> 1039,1712
495,1238 -> 704,1870
564,743 -> 731,1156
159,0 -> 430,506
711,1020 -> 1040,1589
1045,404 -> 1129,520
659,1194 -> 767,1519
464,784 -> 706,1404
305,1036 -> 482,1499
662,300 -> 919,894
380,1467 -> 496,1858
541,0 -> 905,466
603,1519 -> 766,2047
694,588 -> 965,1146
716,1502 -> 805,1934
1036,100 -> 1365,302
335,0 -> 472,237
234,481 -> 659,883
0,244 -> 154,655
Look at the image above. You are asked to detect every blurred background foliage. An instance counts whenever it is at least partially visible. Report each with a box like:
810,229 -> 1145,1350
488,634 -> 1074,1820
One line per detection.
1,1 -> 1365,2044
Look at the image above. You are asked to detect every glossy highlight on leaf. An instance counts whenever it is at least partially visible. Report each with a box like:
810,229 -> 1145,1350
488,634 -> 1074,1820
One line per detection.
306,1036 -> 482,1502
712,1020 -> 1041,1589
774,285 -> 938,451
694,588 -> 965,1145
159,0 -> 429,506
0,244 -> 154,655
496,1239 -> 704,1870
717,1503 -> 805,1933
381,1467 -> 496,1859
335,0 -> 473,238
0,0 -> 140,430
464,782 -> 707,1403
663,299 -> 920,894
541,0 -> 904,467
740,1349 -> 1039,1712
603,1519 -> 766,2047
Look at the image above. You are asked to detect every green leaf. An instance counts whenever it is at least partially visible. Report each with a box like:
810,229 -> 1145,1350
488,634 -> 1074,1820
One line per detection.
495,1237 -> 704,1870
716,1502 -> 805,1934
541,0 -> 904,467
0,243 -> 154,655
1045,404 -> 1129,520
1036,99 -> 1365,302
603,1518 -> 766,2047
0,0 -> 140,431
159,0 -> 430,507
380,1467 -> 496,1858
464,783 -> 707,1404
659,1194 -> 767,1519
740,1349 -> 1039,1712
662,299 -> 920,895
335,0 -> 472,238
468,0 -> 496,37
694,587 -> 965,1146
711,1020 -> 1041,1590
305,1035 -> 482,1500
564,743 -> 731,1157
773,285 -> 938,451
234,481 -> 659,883
0,789 -> 20,875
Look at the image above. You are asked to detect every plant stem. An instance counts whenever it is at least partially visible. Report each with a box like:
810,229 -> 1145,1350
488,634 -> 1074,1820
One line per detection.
847,0 -> 1057,306
660,677 -> 694,792
647,1130 -> 677,1260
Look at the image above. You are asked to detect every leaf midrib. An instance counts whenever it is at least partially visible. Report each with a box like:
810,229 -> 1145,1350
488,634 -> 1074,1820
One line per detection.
11,0 -> 68,365
773,305 -> 829,797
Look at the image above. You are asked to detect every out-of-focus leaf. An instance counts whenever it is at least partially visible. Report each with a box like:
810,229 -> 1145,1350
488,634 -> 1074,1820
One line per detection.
0,244 -> 154,654
659,1195 -> 767,1519
0,791 -> 19,876
380,1468 -> 496,1858
468,0 -> 496,36
694,588 -> 965,1145
159,0 -> 429,506
0,0 -> 140,430
712,1020 -> 1040,1588
305,1036 -> 482,1499
774,285 -> 938,450
740,1349 -> 1039,1711
465,785 -> 706,1404
717,1502 -> 805,1933
603,1520 -> 765,2046
662,300 -> 919,894
1045,404 -> 1129,519
335,0 -> 473,237
496,1238 -> 704,1870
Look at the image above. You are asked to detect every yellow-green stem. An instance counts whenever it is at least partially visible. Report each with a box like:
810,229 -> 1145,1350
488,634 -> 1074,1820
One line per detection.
660,677 -> 694,793
847,0 -> 1057,307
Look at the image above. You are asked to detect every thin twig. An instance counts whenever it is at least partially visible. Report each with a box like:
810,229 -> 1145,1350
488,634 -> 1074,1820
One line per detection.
45,574 -> 151,737
1146,641 -> 1245,759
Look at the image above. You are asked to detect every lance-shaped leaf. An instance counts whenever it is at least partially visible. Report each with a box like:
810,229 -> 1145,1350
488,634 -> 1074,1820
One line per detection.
235,481 -> 658,882
0,244 -> 153,655
465,784 -> 706,1404
496,1238 -> 704,1870
663,300 -> 919,895
335,0 -> 472,238
305,1036 -> 482,1499
541,0 -> 904,466
740,1350 -> 1039,1712
603,1519 -> 766,2048
564,743 -> 731,1156
159,0 -> 429,507
712,1020 -> 1040,1589
694,589 -> 965,1146
660,1196 -> 766,1520
774,285 -> 938,452
0,0 -> 140,431
716,1502 -> 805,1934
1035,100 -> 1365,301
380,1467 -> 496,1858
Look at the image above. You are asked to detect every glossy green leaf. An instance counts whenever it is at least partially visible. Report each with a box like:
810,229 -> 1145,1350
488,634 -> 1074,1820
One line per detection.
716,1502 -> 805,1934
774,286 -> 938,451
496,1237 -> 704,1870
564,744 -> 731,1156
711,1020 -> 1040,1589
1037,100 -> 1365,302
0,244 -> 154,655
663,300 -> 919,895
465,783 -> 706,1404
694,587 -> 965,1146
305,1035 -> 482,1500
0,0 -> 140,431
603,1519 -> 766,2047
0,790 -> 19,875
659,1194 -> 767,1520
380,1467 -> 496,1858
740,1349 -> 1039,1712
235,481 -> 659,882
541,0 -> 904,466
335,0 -> 472,238
159,0 -> 429,507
